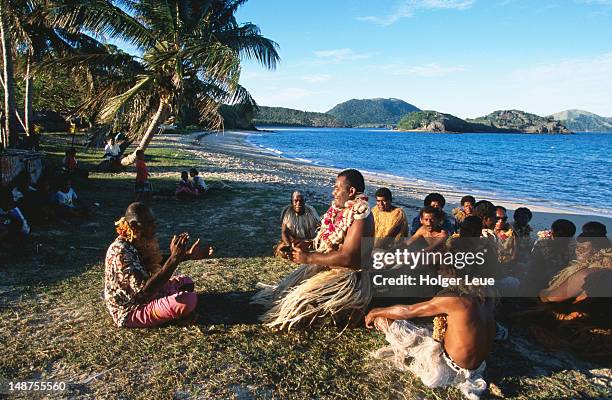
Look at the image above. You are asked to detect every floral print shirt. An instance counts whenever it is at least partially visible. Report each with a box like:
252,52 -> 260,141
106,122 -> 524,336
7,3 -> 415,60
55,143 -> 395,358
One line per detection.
104,237 -> 150,326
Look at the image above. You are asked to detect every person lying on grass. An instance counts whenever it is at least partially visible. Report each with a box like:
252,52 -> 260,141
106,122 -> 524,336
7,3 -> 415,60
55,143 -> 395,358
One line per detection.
104,202 -> 213,328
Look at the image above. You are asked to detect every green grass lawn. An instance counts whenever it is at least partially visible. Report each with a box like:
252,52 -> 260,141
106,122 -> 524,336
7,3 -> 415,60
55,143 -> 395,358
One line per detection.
0,134 -> 609,399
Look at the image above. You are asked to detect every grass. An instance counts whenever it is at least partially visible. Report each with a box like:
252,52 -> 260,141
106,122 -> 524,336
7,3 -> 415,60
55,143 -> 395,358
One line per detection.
0,133 -> 610,399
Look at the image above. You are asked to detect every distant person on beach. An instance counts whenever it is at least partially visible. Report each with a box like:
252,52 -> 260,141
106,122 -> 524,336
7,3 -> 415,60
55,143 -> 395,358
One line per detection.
403,206 -> 448,252
176,171 -> 199,201
252,169 -> 374,330
365,259 -> 495,400
189,168 -> 232,192
410,193 -> 455,235
134,150 -> 152,203
452,195 -> 476,231
372,187 -> 408,249
274,190 -> 320,259
529,218 -> 577,291
104,202 -> 213,328
189,168 -> 208,193
512,207 -> 533,264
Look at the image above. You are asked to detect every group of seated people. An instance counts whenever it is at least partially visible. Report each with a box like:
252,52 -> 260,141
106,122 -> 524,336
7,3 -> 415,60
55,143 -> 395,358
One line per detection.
102,168 -> 610,399
264,172 -> 610,398
1,164 -> 93,252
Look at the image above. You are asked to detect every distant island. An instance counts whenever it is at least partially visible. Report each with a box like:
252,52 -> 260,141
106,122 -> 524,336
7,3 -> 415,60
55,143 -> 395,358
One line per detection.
219,97 -> 612,134
253,106 -> 347,128
549,109 -> 612,132
398,110 -> 572,134
326,98 -> 420,127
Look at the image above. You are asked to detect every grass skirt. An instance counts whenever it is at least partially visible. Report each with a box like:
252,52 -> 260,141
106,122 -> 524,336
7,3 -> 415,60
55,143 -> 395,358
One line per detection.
372,320 -> 487,400
258,267 -> 371,331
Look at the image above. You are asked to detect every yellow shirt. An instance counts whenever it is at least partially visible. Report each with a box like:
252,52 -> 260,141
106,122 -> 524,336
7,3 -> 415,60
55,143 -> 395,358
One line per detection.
372,206 -> 408,248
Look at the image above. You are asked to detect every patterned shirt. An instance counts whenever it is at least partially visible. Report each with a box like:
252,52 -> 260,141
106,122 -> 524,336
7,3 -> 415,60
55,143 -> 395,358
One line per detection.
104,237 -> 150,326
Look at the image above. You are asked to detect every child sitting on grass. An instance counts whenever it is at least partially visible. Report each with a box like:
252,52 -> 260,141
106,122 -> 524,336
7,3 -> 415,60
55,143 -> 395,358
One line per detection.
176,171 -> 198,201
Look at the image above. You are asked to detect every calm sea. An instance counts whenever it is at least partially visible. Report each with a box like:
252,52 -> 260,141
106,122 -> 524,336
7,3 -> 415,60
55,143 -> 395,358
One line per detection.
247,127 -> 612,217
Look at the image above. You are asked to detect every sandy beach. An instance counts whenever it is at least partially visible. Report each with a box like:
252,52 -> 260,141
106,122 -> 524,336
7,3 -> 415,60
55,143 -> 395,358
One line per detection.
189,130 -> 612,234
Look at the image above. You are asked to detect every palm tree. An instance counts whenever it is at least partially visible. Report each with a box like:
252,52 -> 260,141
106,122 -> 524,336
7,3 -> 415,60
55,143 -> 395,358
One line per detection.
53,0 -> 279,165
0,0 -> 18,148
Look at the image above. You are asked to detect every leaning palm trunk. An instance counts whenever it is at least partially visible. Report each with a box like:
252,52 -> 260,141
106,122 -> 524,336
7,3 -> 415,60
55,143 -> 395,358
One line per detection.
121,98 -> 169,166
0,4 -> 17,147
262,268 -> 372,331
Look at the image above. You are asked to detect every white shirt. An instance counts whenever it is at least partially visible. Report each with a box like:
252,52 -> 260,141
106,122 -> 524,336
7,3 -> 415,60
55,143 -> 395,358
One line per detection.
104,143 -> 120,156
192,175 -> 208,191
55,188 -> 78,208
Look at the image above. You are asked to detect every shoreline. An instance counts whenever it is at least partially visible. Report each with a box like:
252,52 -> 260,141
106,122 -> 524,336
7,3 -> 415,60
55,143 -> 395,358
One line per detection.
189,130 -> 612,233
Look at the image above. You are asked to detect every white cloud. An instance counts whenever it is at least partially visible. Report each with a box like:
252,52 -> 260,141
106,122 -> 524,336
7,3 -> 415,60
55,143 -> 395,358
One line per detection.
302,74 -> 332,83
313,48 -> 372,62
358,0 -> 476,26
382,63 -> 465,77
506,51 -> 612,116
253,87 -> 325,107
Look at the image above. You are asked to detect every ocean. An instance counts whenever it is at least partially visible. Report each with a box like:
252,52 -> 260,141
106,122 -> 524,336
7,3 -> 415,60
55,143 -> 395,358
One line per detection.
247,127 -> 612,217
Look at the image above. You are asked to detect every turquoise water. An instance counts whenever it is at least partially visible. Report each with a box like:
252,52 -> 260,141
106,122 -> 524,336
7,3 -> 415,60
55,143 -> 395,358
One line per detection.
248,127 -> 612,217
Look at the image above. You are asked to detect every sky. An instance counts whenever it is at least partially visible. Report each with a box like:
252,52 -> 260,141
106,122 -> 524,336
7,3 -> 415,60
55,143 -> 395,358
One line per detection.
230,0 -> 612,118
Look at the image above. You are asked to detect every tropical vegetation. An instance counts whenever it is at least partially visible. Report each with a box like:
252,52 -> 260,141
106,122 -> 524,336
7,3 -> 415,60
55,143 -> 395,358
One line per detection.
326,98 -> 420,127
0,0 -> 279,162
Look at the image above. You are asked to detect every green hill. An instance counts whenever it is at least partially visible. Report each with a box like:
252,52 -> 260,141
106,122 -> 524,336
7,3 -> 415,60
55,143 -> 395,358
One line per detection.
549,109 -> 612,132
327,98 -> 420,127
397,110 -> 476,132
397,109 -> 573,134
253,106 -> 347,127
468,110 -> 572,134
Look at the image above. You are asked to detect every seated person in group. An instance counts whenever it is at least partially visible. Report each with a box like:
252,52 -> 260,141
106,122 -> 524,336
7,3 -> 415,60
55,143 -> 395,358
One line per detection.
494,206 -> 517,266
105,202 -> 213,328
452,195 -> 475,231
372,187 -> 408,249
410,193 -> 455,235
175,171 -> 198,201
403,206 -> 448,252
62,148 -> 89,179
252,169 -> 374,331
529,218 -> 576,291
512,207 -> 533,264
365,261 -> 495,400
134,149 -> 152,203
473,200 -> 498,242
515,223 -> 612,359
275,190 -> 320,259
53,177 -> 89,218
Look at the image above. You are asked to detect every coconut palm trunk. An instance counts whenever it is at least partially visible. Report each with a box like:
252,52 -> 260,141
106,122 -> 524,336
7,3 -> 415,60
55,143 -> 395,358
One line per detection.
0,3 -> 17,147
24,52 -> 33,136
120,97 -> 169,166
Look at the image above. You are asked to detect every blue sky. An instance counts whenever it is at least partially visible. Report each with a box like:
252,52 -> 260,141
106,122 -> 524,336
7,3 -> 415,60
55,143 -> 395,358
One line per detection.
232,0 -> 612,118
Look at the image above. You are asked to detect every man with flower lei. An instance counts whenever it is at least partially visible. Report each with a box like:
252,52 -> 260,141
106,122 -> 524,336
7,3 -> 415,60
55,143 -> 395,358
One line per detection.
253,169 -> 375,331
104,202 -> 212,328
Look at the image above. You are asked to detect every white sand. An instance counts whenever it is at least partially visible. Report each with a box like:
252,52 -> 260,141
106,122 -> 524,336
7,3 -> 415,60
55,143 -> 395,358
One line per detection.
178,130 -> 612,234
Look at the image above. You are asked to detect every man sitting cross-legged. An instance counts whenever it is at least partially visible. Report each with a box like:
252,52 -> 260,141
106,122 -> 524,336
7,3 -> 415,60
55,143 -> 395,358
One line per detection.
372,187 -> 408,250
104,202 -> 213,328
274,190 -> 320,259
252,169 -> 374,330
365,261 -> 496,400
